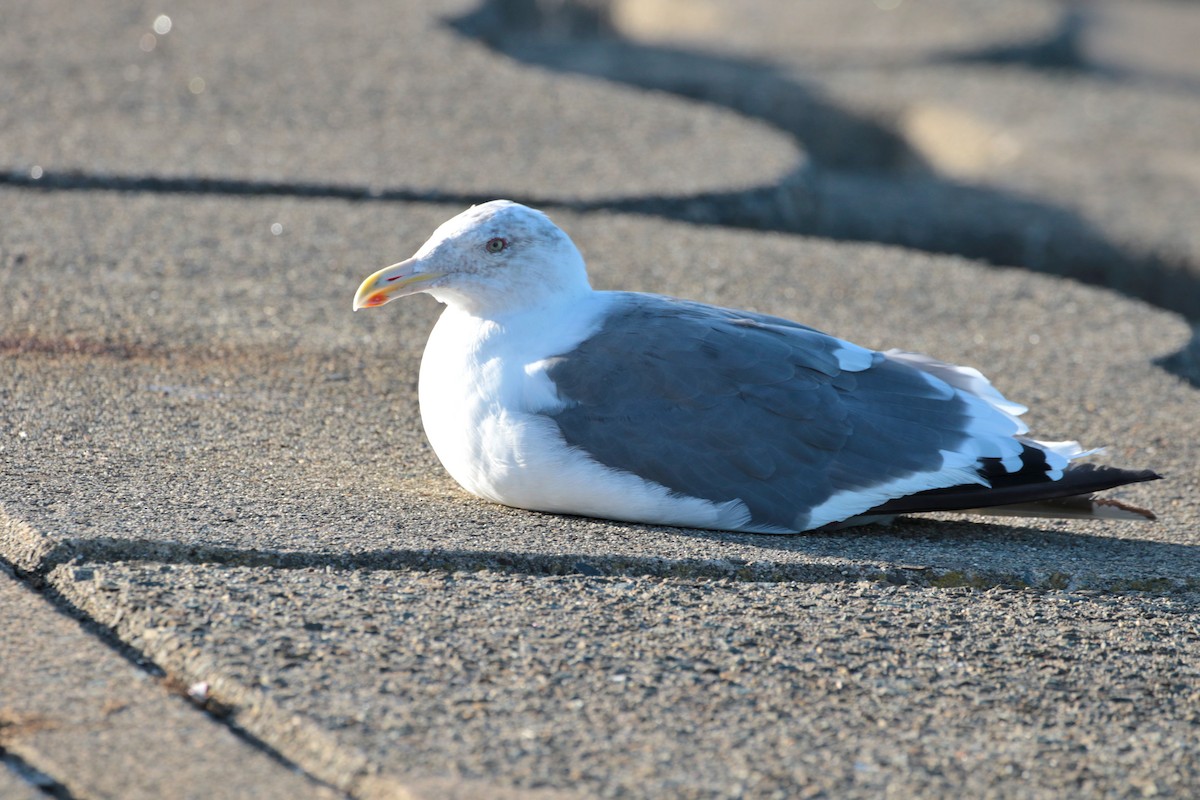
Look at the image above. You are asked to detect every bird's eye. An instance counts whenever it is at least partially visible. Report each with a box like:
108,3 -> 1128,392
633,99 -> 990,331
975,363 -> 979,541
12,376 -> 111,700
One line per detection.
485,237 -> 508,254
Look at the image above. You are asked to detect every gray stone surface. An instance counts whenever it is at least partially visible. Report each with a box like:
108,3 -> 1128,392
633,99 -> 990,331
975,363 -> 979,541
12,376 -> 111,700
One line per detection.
484,0 -> 1200,316
0,0 -> 796,199
3,0 -> 1200,797
0,566 -> 339,800
55,563 -> 1200,799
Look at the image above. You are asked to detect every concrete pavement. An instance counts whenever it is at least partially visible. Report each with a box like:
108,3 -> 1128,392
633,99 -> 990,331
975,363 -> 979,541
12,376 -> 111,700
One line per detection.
0,0 -> 796,199
0,564 -> 338,800
2,1 -> 1198,797
473,0 -> 1200,319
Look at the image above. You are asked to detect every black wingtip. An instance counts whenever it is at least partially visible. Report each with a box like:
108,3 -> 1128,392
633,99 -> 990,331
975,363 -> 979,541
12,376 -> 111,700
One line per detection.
869,462 -> 1162,518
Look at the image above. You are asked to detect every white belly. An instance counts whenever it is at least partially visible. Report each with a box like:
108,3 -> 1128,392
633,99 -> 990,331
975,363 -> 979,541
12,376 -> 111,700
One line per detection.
416,298 -> 753,531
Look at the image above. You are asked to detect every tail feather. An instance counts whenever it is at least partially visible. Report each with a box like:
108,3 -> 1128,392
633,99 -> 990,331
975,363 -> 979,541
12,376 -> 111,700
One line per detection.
869,462 -> 1161,520
872,351 -> 1161,524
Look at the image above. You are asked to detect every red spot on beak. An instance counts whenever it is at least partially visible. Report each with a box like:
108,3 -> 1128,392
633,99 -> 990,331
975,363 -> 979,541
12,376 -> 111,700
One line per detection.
364,292 -> 388,307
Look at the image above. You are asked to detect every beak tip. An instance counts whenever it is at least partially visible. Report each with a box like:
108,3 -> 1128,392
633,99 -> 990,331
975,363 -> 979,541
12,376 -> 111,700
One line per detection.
354,259 -> 439,311
353,290 -> 391,310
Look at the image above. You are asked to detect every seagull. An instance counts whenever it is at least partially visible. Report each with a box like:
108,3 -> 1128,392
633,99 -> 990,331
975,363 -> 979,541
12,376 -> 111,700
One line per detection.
353,200 -> 1159,533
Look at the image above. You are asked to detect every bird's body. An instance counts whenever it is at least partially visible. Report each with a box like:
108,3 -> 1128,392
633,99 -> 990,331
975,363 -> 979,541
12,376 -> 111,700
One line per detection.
354,201 -> 1159,533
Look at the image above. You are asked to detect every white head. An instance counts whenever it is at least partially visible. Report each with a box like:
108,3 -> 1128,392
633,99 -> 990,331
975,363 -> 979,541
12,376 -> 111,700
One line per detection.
353,200 -> 592,318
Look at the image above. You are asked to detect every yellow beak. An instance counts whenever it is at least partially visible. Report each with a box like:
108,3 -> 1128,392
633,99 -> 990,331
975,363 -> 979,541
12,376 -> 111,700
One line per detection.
352,258 -> 444,310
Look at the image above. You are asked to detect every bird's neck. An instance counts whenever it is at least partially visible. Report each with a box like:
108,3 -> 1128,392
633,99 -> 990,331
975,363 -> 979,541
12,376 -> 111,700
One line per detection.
435,288 -> 609,358
432,279 -> 594,321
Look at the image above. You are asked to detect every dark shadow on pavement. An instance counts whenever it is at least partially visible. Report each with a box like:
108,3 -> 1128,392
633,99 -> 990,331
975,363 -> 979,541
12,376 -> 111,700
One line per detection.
24,520 -> 1200,594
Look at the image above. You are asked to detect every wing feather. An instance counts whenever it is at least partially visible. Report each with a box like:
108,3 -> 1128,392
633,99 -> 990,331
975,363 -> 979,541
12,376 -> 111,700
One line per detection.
544,293 -> 997,531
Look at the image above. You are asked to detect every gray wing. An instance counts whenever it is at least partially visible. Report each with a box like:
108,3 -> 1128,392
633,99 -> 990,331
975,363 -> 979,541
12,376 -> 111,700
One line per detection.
542,293 -> 981,531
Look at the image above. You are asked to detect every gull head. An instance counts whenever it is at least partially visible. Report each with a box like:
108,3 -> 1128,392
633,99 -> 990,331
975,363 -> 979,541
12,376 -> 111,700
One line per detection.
353,200 -> 592,317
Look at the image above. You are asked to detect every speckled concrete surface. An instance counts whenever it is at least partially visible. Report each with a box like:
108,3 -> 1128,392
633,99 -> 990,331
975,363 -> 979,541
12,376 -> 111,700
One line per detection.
55,564 -> 1200,799
0,0 -> 796,199
0,566 -> 339,800
2,0 -> 1199,797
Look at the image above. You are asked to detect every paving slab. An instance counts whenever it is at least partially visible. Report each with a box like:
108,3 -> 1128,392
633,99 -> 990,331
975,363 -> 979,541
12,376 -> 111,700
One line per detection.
2,191 -> 1195,589
0,0 -> 796,199
4,2 -> 1199,797
52,563 -> 1200,798
0,565 -> 340,800
478,0 -> 1200,317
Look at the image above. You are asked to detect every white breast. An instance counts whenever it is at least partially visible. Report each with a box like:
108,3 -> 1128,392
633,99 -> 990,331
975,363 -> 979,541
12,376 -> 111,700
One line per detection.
418,295 -> 605,502
416,293 -> 754,531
